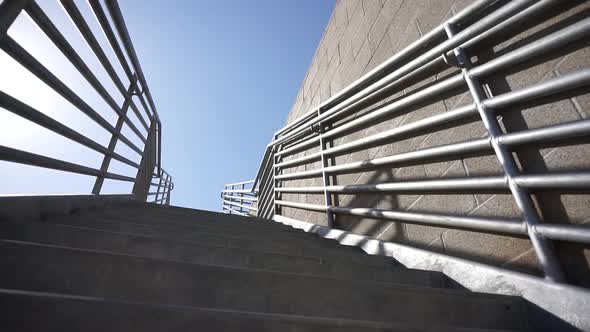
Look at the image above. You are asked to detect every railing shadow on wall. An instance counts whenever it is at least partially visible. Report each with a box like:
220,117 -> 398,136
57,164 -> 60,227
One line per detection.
222,0 -> 590,291
0,0 -> 172,219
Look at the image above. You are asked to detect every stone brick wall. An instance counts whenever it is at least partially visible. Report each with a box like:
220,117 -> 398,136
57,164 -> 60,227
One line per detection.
279,0 -> 590,286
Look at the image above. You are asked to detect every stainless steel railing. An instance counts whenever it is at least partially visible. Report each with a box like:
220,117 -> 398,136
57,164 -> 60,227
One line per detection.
0,0 -> 172,205
221,180 -> 257,216
223,0 -> 590,285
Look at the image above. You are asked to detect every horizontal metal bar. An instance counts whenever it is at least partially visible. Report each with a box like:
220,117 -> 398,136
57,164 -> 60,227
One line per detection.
514,172 -> 590,190
275,149 -> 321,169
222,194 -> 258,202
0,145 -> 135,182
325,75 -> 466,140
470,15 -> 590,79
224,180 -> 255,186
253,1 -> 590,197
274,110 -> 317,140
273,16 -> 590,170
275,200 -> 326,212
59,0 -> 152,128
275,134 -> 320,157
152,179 -> 173,187
277,62 -> 590,171
0,37 -> 144,156
104,0 -> 160,124
274,200 -> 528,235
273,77 -> 471,170
152,175 -> 173,184
88,0 -> 132,80
277,171 -> 590,194
275,66 -> 590,175
333,12 -> 590,144
26,3 -> 148,141
330,206 -> 527,235
274,0 -> 495,139
59,0 -> 125,94
281,114 -> 590,181
276,138 -> 491,180
148,191 -> 170,196
483,69 -> 590,110
221,189 -> 257,194
534,224 -> 590,244
277,103 -> 478,169
498,119 -> 590,147
272,0 -> 501,141
150,183 -> 172,190
222,195 -> 252,204
223,200 -> 257,211
277,176 -> 508,194
275,202 -> 590,245
93,0 -> 158,144
271,0 -> 533,147
0,90 -> 140,169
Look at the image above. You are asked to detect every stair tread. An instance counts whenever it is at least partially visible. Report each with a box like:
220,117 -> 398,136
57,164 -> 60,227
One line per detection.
38,215 -> 400,267
0,239 -> 526,330
0,288 -> 519,332
0,220 -> 448,287
62,213 -> 354,249
91,205 -> 293,230
87,211 -> 310,234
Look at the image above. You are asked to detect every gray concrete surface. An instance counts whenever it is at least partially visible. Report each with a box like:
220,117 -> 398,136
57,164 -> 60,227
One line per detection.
0,204 -> 534,330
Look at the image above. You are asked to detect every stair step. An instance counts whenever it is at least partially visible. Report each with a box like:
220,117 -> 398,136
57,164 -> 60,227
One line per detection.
0,221 -> 447,287
67,212 -> 338,244
0,240 -> 526,330
92,205 -> 293,230
39,216 -> 400,268
0,289 -> 517,332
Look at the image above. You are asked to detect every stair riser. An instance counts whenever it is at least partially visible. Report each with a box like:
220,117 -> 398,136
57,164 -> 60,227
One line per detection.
36,218 -> 395,267
0,291 -> 489,332
92,209 -> 286,230
0,222 -> 444,287
0,241 -> 525,330
65,214 -> 336,244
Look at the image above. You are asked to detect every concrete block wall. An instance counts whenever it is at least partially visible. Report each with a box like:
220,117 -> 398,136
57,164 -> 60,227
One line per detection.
278,0 -> 590,287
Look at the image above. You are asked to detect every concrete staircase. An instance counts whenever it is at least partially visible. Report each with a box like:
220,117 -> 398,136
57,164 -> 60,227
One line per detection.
0,204 -> 532,331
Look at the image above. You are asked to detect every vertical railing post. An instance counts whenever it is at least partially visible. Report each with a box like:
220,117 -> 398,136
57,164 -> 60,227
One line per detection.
154,169 -> 163,203
230,184 -> 235,214
156,121 -> 162,177
444,23 -> 564,283
164,173 -> 171,205
240,183 -> 245,215
222,184 -> 228,212
272,144 -> 279,219
132,113 -> 158,203
93,74 -> 138,194
318,119 -> 334,228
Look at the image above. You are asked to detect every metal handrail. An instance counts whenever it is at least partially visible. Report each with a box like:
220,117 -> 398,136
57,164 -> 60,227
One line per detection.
221,180 -> 257,216
0,0 -> 172,205
223,0 -> 590,286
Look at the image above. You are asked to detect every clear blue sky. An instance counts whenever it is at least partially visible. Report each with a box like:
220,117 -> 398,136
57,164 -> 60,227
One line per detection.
0,0 -> 334,212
